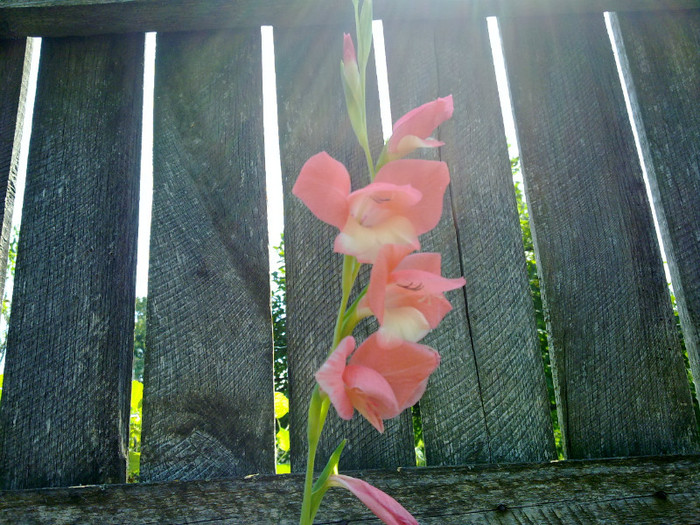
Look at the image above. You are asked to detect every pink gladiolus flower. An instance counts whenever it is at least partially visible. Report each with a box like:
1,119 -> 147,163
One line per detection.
359,244 -> 466,345
329,474 -> 418,525
386,96 -> 454,161
315,334 -> 440,433
292,152 -> 449,263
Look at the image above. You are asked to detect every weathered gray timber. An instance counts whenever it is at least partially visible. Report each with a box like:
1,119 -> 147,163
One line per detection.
1,0 -> 699,38
1,455 -> 699,524
500,13 -> 699,459
383,17 -> 556,466
0,0 -> 698,521
609,10 -> 700,403
275,21 -> 416,472
140,28 -> 274,482
0,38 -> 30,305
0,33 -> 143,489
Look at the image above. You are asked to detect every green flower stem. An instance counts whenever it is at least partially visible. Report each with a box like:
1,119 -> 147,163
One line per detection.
300,386 -> 330,525
332,255 -> 361,349
362,138 -> 375,181
301,255 -> 361,525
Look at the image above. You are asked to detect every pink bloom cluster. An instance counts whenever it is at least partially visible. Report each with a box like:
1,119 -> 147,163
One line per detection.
294,29 -> 462,525
294,93 -> 463,432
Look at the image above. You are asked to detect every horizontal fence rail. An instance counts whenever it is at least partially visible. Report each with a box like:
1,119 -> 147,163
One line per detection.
1,455 -> 700,523
0,0 -> 698,522
0,0 -> 699,37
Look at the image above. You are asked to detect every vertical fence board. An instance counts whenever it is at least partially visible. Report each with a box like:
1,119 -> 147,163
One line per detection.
140,29 -> 273,482
610,10 -> 700,402
0,34 -> 143,489
383,19 -> 555,465
0,38 -> 31,304
501,13 -> 699,458
276,22 -> 416,472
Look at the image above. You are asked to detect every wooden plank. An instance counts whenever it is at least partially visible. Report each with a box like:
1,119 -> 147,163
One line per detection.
140,28 -> 274,482
275,22 -> 416,471
609,11 -> 700,402
0,38 -> 31,305
500,13 -> 699,459
1,0 -> 699,38
1,455 -> 699,523
382,18 -> 556,465
0,33 -> 143,489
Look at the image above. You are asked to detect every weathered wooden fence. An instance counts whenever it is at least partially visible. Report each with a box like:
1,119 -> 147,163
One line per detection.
0,0 -> 699,522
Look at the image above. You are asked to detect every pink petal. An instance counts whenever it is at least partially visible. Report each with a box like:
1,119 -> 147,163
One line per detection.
347,182 -> 422,228
395,251 -> 442,275
388,95 -> 454,157
391,268 -> 466,296
374,159 -> 449,235
366,244 -> 416,323
351,335 -> 440,411
315,336 -> 356,420
292,152 -> 351,229
376,307 -> 432,345
343,364 -> 399,432
386,290 -> 454,332
334,215 -> 419,264
329,475 -> 419,525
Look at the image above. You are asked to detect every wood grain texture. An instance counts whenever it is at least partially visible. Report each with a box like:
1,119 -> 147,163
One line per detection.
1,455 -> 698,523
500,13 -> 699,459
0,34 -> 143,489
609,10 -> 700,405
275,22 -> 415,472
0,38 -> 31,307
383,18 -> 556,466
1,0 -> 698,38
140,28 -> 274,482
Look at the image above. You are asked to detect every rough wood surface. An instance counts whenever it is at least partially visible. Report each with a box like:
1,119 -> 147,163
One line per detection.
1,455 -> 698,523
609,10 -> 700,403
0,38 -> 31,306
0,0 -> 698,38
0,34 -> 143,489
500,13 -> 699,459
140,28 -> 274,482
275,21 -> 416,472
383,18 -> 555,466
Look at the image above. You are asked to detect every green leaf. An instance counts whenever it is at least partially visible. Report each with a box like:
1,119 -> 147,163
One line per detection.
312,439 -> 346,493
277,427 -> 290,452
128,451 -> 140,478
131,380 -> 143,412
356,0 -> 373,75
276,463 -> 291,474
274,391 -> 289,419
309,439 -> 346,520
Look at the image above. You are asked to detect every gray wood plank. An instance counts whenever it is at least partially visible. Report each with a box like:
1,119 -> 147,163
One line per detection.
500,13 -> 699,459
609,10 -> 700,405
275,22 -> 416,471
383,18 -> 556,466
1,455 -> 699,524
0,38 -> 31,306
1,0 -> 698,38
0,33 -> 143,489
140,28 -> 274,482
